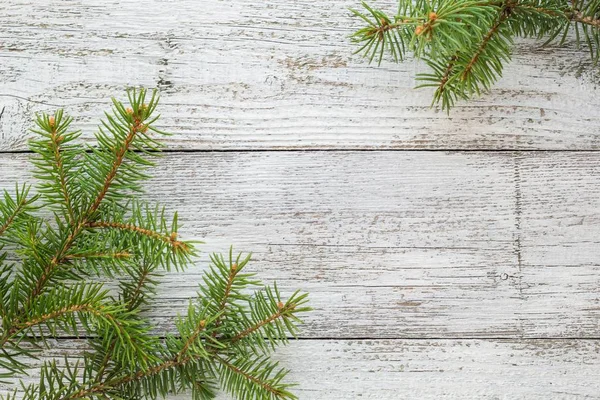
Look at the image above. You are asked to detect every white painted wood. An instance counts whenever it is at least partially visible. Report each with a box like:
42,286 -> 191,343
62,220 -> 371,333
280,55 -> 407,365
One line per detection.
1,151 -> 599,338
516,153 -> 600,338
2,2 -> 600,396
1,339 -> 599,399
1,1 -> 600,150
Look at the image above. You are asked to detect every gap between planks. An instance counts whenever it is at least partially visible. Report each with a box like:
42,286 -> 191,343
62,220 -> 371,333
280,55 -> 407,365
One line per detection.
4,148 -> 600,154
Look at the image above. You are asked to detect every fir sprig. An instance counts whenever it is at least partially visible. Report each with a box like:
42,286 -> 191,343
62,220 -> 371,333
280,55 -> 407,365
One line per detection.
352,0 -> 600,111
0,89 -> 310,399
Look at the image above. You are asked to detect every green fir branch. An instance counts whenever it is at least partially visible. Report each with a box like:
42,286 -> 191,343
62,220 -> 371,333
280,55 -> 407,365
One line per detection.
0,89 -> 310,400
352,0 -> 600,111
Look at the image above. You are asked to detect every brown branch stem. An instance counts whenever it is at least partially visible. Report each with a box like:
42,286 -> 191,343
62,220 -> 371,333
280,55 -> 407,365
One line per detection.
571,11 -> 600,28
50,128 -> 76,224
460,8 -> 510,81
212,264 -> 238,335
64,252 -> 130,260
438,55 -> 458,94
86,221 -> 188,251
0,303 -> 93,346
176,320 -> 206,360
231,308 -> 286,344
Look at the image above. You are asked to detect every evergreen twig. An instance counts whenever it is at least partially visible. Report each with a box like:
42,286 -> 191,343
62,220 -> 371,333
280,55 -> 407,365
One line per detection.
0,89 -> 310,399
351,0 -> 600,111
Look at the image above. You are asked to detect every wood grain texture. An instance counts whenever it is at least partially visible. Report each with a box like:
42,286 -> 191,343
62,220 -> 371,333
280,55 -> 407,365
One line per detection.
2,339 -> 599,399
1,0 -> 600,151
1,151 -> 599,339
2,1 -> 600,396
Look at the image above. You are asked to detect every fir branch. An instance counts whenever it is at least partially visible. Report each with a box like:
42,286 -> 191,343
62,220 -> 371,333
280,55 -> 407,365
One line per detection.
47,254 -> 310,399
352,0 -> 600,110
90,201 -> 196,272
0,90 -> 310,400
351,1 -> 417,63
20,91 -> 162,310
70,336 -> 297,400
91,215 -> 194,384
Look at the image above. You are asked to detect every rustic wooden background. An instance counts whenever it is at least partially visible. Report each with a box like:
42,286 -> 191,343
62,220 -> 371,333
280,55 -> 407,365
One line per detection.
1,0 -> 600,398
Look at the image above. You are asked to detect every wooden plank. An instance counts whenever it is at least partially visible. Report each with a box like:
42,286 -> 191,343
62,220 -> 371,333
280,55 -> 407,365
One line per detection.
1,151 -> 599,338
2,339 -> 599,399
1,1 -> 600,151
517,153 -> 600,338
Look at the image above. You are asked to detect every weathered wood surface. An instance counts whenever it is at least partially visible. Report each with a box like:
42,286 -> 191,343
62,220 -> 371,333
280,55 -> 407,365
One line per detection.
1,151 -> 599,340
2,0 -> 600,398
2,0 -> 600,151
3,339 -> 599,399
